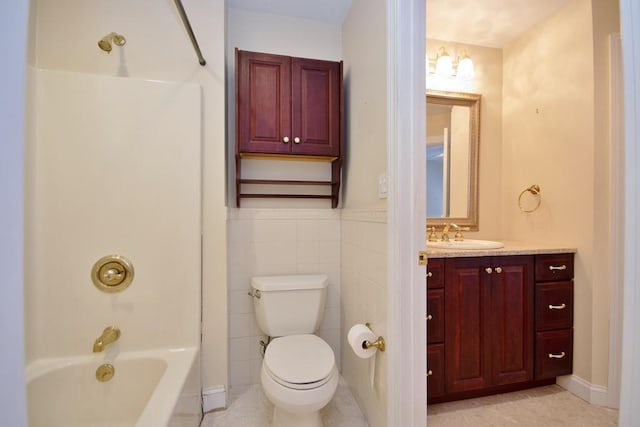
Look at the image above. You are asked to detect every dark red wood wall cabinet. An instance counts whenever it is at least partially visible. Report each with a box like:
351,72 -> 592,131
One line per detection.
235,49 -> 343,207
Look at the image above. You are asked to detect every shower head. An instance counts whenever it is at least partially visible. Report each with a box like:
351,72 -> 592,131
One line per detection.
98,32 -> 126,53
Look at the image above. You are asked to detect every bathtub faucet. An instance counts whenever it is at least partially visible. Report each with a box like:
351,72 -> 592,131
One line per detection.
93,326 -> 121,352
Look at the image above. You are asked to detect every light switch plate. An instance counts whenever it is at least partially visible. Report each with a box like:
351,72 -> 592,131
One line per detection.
378,173 -> 388,199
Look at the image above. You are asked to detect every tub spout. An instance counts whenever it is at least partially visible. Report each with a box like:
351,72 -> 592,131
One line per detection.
93,326 -> 121,352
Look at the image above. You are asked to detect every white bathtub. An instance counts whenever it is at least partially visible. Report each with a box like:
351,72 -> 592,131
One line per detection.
26,347 -> 201,427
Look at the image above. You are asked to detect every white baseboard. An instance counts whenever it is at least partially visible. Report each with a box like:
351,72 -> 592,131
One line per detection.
202,385 -> 227,412
556,375 -> 611,407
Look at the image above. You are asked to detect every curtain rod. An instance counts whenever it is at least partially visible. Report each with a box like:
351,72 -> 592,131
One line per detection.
173,0 -> 206,66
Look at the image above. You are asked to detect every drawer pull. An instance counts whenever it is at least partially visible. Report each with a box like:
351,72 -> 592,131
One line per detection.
427,271 -> 433,278
548,303 -> 567,310
549,265 -> 567,271
426,370 -> 433,377
548,351 -> 566,359
426,314 -> 433,321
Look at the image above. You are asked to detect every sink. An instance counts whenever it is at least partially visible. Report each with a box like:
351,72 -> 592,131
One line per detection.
428,239 -> 504,250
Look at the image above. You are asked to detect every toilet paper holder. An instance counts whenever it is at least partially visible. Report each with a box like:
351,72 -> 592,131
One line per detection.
363,323 -> 386,352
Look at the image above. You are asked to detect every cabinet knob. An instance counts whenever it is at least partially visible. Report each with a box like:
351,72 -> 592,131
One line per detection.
427,271 -> 433,278
485,267 -> 493,274
548,351 -> 566,359
426,370 -> 433,377
282,136 -> 290,143
426,314 -> 433,321
294,136 -> 301,144
495,267 -> 503,274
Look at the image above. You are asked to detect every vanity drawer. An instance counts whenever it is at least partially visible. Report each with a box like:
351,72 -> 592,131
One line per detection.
535,281 -> 574,331
427,258 -> 445,289
427,343 -> 445,398
427,289 -> 445,344
535,254 -> 574,282
535,329 -> 573,379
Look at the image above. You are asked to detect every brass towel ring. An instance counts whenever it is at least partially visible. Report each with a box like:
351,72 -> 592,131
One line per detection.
518,184 -> 542,213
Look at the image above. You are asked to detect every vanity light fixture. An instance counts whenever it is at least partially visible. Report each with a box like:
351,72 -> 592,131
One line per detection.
429,46 -> 475,81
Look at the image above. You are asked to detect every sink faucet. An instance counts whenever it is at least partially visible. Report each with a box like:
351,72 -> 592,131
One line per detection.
93,326 -> 121,352
441,223 -> 452,242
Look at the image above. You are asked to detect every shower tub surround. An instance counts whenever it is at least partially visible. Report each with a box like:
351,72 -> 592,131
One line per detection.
25,70 -> 203,426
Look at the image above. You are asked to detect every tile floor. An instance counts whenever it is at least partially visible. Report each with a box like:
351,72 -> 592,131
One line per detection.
201,376 -> 368,427
427,385 -> 618,426
202,383 -> 618,426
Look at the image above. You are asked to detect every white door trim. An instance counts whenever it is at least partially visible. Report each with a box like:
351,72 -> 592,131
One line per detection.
386,0 -> 427,426
619,0 -> 640,424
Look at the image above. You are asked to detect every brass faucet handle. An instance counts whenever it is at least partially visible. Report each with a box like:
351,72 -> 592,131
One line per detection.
452,224 -> 470,241
427,227 -> 438,242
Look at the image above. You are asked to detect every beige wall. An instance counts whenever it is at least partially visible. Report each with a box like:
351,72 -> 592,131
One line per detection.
427,39 -> 503,239
341,1 -> 388,426
26,0 -> 228,390
503,0 -> 614,386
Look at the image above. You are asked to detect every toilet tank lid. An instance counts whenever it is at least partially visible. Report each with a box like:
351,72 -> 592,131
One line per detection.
251,274 -> 329,291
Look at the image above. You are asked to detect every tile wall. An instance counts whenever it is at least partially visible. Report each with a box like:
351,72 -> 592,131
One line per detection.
226,208 -> 342,387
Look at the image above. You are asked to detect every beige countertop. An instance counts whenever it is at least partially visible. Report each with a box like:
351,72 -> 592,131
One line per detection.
426,240 -> 577,258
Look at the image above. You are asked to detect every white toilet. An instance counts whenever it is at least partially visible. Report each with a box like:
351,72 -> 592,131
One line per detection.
250,274 -> 339,427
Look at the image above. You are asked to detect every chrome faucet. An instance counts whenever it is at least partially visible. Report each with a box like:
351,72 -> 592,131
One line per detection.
93,326 -> 121,352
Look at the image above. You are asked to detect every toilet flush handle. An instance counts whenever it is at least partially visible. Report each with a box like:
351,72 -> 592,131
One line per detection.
247,289 -> 261,299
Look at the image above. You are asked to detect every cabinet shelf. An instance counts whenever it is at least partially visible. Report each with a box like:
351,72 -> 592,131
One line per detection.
235,49 -> 343,209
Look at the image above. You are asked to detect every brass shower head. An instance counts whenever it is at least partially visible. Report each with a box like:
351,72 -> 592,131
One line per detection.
98,32 -> 126,53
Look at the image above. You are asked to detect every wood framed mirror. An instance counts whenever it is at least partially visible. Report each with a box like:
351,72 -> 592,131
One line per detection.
426,90 -> 481,231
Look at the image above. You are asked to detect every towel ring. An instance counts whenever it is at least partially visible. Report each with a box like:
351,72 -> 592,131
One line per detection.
518,184 -> 542,213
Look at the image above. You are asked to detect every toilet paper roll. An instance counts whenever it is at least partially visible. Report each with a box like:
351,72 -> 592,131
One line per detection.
348,324 -> 378,359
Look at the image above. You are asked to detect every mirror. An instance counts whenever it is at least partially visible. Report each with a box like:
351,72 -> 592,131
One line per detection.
426,90 -> 481,231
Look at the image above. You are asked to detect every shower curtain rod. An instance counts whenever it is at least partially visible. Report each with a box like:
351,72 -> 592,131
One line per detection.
174,0 -> 206,66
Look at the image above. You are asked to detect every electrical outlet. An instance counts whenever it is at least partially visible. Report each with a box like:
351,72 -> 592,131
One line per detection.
378,173 -> 388,199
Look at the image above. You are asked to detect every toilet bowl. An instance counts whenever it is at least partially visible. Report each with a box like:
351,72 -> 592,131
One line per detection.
260,334 -> 338,427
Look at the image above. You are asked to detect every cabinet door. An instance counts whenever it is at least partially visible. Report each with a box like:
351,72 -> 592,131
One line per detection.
291,58 -> 341,157
427,344 -> 445,398
237,50 -> 291,154
445,257 -> 492,393
490,256 -> 534,386
427,289 -> 445,344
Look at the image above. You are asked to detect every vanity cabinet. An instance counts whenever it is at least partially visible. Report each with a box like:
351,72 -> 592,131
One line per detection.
426,252 -> 574,404
235,49 -> 343,207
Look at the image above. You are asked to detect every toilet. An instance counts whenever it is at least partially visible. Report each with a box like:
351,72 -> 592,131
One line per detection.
250,274 -> 339,427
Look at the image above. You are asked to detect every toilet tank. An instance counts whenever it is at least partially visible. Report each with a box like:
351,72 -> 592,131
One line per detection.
251,274 -> 328,337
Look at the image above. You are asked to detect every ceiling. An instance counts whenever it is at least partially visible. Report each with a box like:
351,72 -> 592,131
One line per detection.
427,0 -> 572,48
226,0 -> 353,24
226,0 -> 571,48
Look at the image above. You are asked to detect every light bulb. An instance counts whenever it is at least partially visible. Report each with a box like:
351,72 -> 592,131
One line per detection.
457,54 -> 474,81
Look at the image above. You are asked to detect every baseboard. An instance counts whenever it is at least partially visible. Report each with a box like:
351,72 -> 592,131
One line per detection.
203,385 -> 227,412
556,375 -> 611,407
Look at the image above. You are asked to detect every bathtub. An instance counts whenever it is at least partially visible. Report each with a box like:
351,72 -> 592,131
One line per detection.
26,347 -> 201,427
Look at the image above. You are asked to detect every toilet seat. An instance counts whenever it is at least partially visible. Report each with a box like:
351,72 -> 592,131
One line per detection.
263,334 -> 335,390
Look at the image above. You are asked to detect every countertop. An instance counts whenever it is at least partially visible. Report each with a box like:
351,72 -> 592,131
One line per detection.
426,240 -> 577,258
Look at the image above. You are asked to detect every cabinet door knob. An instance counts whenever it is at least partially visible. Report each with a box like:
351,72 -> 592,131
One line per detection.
485,267 -> 493,274
548,351 -> 566,359
426,314 -> 433,321
494,267 -> 503,274
294,136 -> 301,144
548,303 -> 567,310
282,136 -> 290,143
427,271 -> 433,278
426,370 -> 433,377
